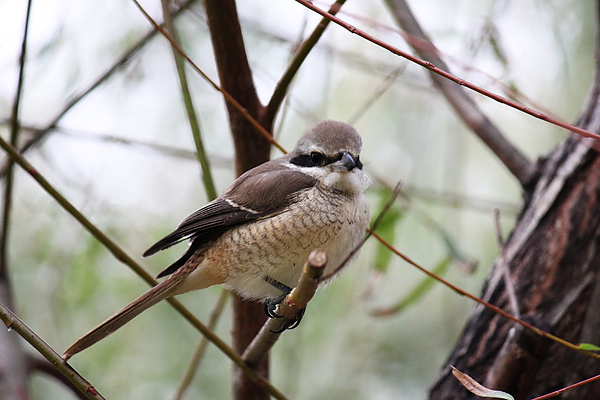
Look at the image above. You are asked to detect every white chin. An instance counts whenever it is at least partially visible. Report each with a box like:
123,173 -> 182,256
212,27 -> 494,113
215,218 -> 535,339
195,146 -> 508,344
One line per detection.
325,170 -> 371,193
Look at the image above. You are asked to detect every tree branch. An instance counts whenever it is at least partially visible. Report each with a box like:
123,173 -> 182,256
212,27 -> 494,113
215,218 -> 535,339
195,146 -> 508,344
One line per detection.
264,0 -> 346,123
295,0 -> 600,160
384,0 -> 536,187
202,1 -> 273,398
0,301 -> 105,400
0,0 -> 200,178
242,250 -> 326,367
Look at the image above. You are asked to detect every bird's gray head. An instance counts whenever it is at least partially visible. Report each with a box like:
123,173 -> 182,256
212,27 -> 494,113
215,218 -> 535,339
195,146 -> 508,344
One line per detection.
294,120 -> 362,160
287,120 -> 370,193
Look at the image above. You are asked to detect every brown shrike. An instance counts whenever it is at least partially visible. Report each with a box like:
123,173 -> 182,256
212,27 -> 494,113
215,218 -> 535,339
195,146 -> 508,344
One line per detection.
63,120 -> 371,360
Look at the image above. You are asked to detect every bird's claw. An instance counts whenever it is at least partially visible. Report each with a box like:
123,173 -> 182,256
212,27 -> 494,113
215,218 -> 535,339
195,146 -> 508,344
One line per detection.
263,293 -> 306,332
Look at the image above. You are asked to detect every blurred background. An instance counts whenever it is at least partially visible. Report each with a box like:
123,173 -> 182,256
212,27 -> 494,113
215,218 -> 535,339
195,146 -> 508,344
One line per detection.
0,0 -> 596,399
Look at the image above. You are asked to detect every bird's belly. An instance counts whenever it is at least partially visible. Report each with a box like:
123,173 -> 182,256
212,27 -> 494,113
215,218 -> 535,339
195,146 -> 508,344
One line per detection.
203,191 -> 369,301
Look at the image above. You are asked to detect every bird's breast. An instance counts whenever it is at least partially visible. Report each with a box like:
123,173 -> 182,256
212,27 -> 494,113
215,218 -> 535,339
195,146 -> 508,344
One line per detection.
201,186 -> 369,300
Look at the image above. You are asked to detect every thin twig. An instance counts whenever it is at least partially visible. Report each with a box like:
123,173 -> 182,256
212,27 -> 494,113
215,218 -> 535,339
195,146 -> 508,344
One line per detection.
494,208 -> 520,318
0,136 -> 288,399
294,0 -> 600,144
0,302 -> 105,400
0,3 -> 34,397
160,0 -> 217,200
242,250 -> 326,367
370,230 -> 600,360
173,290 -> 229,400
348,66 -> 406,125
265,0 -> 346,121
384,0 -> 535,187
130,0 -> 287,154
529,373 -> 600,400
374,178 -> 476,270
0,0 -> 199,178
1,0 -> 33,281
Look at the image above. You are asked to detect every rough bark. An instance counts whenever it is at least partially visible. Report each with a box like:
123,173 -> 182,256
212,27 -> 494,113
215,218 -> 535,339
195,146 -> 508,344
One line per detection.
429,4 -> 600,398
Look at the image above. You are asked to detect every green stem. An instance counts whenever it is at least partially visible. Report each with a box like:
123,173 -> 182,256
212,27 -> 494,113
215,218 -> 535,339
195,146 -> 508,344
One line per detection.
0,302 -> 106,400
160,0 -> 217,200
265,0 -> 347,122
0,130 -> 288,400
173,290 -> 229,400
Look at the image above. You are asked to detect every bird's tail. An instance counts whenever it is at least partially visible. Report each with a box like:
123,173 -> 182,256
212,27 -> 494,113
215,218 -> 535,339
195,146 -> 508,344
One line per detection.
63,276 -> 181,361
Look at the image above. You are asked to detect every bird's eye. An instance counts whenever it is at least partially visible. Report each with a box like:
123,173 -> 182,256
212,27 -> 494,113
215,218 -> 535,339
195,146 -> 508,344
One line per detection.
310,152 -> 324,165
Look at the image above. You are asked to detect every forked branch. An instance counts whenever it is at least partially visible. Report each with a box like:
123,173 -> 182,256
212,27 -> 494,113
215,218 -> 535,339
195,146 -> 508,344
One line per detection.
384,0 -> 535,187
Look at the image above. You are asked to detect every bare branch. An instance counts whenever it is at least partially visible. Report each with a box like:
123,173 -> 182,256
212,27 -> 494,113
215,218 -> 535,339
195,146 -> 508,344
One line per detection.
0,301 -> 106,400
295,0 -> 600,175
384,0 -> 535,187
265,0 -> 346,122
0,0 -> 200,178
242,250 -> 326,367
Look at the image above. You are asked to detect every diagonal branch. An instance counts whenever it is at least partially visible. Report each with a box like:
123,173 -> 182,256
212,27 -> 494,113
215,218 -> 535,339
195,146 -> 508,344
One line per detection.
0,0 -> 200,178
384,0 -> 535,187
294,0 -> 600,170
0,135 -> 290,398
370,230 -> 600,360
0,302 -> 105,400
242,250 -> 326,367
264,0 -> 347,122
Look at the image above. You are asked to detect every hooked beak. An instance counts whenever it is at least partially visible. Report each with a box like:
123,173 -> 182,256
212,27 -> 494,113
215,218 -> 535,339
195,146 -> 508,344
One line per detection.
332,152 -> 356,172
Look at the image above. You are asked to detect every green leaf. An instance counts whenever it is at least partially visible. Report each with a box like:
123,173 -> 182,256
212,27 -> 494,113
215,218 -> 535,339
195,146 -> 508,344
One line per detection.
578,343 -> 600,352
371,256 -> 452,316
372,187 -> 404,273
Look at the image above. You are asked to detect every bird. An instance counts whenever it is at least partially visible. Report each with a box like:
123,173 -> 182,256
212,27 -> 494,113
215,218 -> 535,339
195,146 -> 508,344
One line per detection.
63,120 -> 371,360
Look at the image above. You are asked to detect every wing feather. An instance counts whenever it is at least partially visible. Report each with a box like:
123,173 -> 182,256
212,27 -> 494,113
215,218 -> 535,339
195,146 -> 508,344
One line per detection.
143,161 -> 316,278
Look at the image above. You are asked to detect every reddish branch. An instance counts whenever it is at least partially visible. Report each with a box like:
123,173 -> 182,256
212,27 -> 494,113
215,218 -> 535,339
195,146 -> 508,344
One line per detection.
294,0 -> 600,146
384,0 -> 535,187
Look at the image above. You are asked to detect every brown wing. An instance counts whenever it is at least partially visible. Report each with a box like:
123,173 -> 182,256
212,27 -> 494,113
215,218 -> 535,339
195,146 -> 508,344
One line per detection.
143,160 -> 316,278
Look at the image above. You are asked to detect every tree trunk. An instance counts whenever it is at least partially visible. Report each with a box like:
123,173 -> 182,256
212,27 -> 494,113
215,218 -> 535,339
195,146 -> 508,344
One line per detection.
429,4 -> 600,398
204,1 -> 273,399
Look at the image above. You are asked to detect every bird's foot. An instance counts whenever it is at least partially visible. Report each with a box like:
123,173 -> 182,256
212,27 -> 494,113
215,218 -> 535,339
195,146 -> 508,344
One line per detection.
264,299 -> 305,333
263,276 -> 305,332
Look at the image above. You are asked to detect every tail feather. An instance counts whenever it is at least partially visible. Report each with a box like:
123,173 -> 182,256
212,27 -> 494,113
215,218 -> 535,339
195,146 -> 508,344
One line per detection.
63,277 -> 181,361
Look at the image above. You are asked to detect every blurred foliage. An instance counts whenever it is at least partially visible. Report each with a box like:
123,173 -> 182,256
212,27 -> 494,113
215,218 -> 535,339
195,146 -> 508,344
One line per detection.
0,0 -> 597,399
371,185 -> 405,274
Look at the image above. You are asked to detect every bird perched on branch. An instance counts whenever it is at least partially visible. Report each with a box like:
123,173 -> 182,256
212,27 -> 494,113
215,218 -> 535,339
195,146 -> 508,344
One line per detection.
63,120 -> 371,360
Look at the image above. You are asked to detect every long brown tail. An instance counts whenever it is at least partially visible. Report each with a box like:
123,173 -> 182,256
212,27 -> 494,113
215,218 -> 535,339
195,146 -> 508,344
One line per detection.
63,276 -> 182,361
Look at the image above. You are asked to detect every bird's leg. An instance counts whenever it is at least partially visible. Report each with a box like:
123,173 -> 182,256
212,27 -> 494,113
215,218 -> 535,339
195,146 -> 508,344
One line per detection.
263,276 -> 292,318
263,275 -> 306,332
